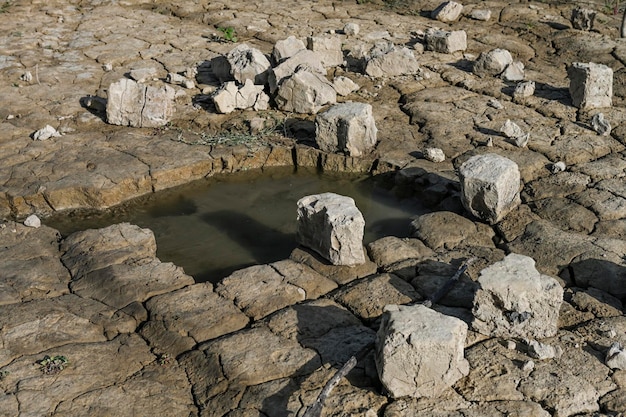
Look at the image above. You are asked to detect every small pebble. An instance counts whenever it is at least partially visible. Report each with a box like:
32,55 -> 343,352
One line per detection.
24,214 -> 41,228
550,161 -> 566,173
522,360 -> 535,371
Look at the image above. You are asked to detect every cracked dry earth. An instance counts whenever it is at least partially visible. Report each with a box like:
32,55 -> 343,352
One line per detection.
2,0 -> 626,416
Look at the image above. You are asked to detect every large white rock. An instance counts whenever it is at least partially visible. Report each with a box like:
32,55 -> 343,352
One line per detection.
458,153 -> 521,224
473,48 -> 513,78
106,78 -> 176,128
472,253 -> 564,339
211,43 -> 271,85
568,62 -> 613,109
296,193 -> 365,266
275,69 -> 336,114
424,29 -> 467,54
364,42 -> 420,78
376,304 -> 469,398
315,102 -> 377,157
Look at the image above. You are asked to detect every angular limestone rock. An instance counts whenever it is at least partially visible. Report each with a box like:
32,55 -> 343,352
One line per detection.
591,112 -> 611,136
315,102 -> 377,157
272,35 -> 306,64
472,253 -> 564,339
473,48 -> 513,78
211,43 -> 271,85
32,125 -> 62,140
424,29 -> 467,54
571,7 -> 596,31
500,119 -> 530,147
376,304 -> 469,398
23,214 -> 41,228
502,61 -> 525,81
606,343 -> 626,370
333,75 -> 359,96
458,153 -> 521,224
307,35 -> 343,67
424,147 -> 446,162
513,80 -> 535,100
568,62 -> 613,109
431,1 -> 464,23
344,22 -> 360,36
296,193 -> 365,266
470,9 -> 491,21
106,79 -> 176,128
212,80 -> 269,114
275,68 -> 336,114
269,49 -> 325,93
364,42 -> 420,78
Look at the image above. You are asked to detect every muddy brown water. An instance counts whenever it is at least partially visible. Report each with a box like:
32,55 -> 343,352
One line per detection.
45,167 -> 427,283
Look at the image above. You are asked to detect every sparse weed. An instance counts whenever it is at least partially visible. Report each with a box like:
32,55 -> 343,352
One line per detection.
37,355 -> 69,375
217,27 -> 238,43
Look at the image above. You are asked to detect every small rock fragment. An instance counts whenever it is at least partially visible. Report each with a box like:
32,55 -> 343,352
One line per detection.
344,22 -> 360,36
488,98 -> 504,109
549,161 -> 566,173
24,214 -> 41,228
474,48 -> 513,77
527,340 -> 562,360
568,62 -> 613,109
571,7 -> 596,31
424,147 -> 446,162
606,343 -> 626,370
211,43 -> 272,85
505,340 -> 517,350
522,360 -> 535,372
591,112 -> 611,136
32,125 -> 62,140
501,61 -> 525,81
513,80 -> 535,100
333,75 -> 359,96
308,35 -> 344,67
424,29 -> 467,54
20,71 -> 33,82
272,36 -> 306,64
431,1 -> 464,23
129,67 -> 158,83
102,63 -> 113,72
470,9 -> 492,21
500,119 -> 530,147
212,80 -> 270,114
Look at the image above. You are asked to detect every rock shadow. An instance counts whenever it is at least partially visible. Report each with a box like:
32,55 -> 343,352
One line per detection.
565,258 -> 626,305
259,302 -> 380,416
200,210 -> 295,268
79,95 -> 107,123
532,81 -> 572,106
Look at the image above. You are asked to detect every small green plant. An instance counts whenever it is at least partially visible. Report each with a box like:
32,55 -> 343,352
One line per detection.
156,353 -> 173,367
0,370 -> 9,380
217,27 -> 238,43
37,355 -> 69,375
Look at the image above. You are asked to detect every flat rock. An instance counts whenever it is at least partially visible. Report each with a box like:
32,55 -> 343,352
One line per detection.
367,236 -> 435,270
410,211 -> 495,250
140,283 -> 249,356
0,221 -> 69,306
216,264 -> 306,320
290,246 -> 377,285
269,259 -> 338,299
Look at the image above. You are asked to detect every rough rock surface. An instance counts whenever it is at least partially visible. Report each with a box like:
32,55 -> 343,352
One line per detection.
296,192 -> 365,266
106,78 -> 177,128
275,68 -> 337,114
2,0 -> 626,415
211,43 -> 271,85
472,253 -> 564,339
568,62 -> 613,109
315,102 -> 377,157
376,304 -> 469,398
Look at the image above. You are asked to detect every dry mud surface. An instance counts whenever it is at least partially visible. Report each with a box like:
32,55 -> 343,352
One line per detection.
2,0 -> 626,416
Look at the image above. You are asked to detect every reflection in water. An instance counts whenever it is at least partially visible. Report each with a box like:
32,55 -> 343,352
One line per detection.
46,167 -> 427,283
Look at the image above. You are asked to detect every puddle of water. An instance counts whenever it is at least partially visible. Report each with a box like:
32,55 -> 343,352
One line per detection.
45,167 -> 428,283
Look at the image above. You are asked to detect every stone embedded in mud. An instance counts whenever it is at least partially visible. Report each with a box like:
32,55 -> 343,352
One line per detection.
470,8 -> 492,21
23,214 -> 41,228
275,68 -> 337,114
424,29 -> 467,54
513,80 -> 535,100
571,7 -> 596,31
500,119 -> 530,147
431,1 -> 464,23
344,22 -> 360,36
568,62 -> 613,109
424,147 -> 446,162
106,78 -> 176,128
364,42 -> 420,78
473,48 -> 513,78
375,304 -> 469,398
32,124 -> 62,141
458,153 -> 521,224
472,253 -> 564,339
210,43 -> 271,85
315,102 -> 377,157
296,192 -> 365,266
606,343 -> 626,370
